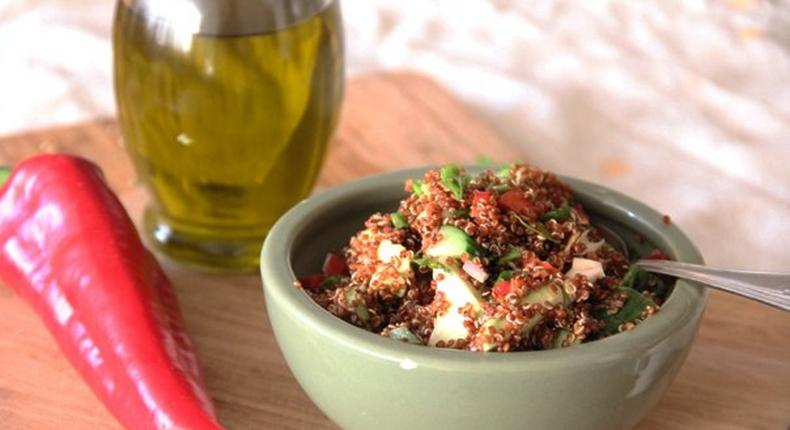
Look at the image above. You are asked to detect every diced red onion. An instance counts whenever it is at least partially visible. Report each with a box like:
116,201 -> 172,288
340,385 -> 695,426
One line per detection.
463,260 -> 488,283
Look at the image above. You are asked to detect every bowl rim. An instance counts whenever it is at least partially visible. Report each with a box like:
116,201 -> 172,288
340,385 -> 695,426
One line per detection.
261,166 -> 708,371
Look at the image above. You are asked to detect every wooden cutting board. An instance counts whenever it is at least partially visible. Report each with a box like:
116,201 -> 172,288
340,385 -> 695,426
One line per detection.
0,72 -> 787,430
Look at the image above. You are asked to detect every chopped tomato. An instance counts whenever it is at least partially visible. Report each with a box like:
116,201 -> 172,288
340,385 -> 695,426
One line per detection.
298,274 -> 325,290
322,252 -> 348,276
497,189 -> 534,215
573,203 -> 590,224
492,280 -> 512,300
523,253 -> 557,273
471,190 -> 492,205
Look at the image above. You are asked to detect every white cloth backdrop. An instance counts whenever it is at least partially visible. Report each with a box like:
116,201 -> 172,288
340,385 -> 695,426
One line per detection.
1,0 -> 788,269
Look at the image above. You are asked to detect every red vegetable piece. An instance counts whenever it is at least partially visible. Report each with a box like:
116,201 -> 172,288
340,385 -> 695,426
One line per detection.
497,189 -> 535,215
0,155 -> 222,430
540,261 -> 557,272
492,280 -> 512,300
471,190 -> 492,205
299,273 -> 327,290
322,252 -> 348,276
573,203 -> 590,224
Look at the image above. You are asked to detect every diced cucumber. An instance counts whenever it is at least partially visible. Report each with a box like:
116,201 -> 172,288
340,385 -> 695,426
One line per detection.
479,314 -> 542,352
523,282 -> 567,306
387,326 -> 422,345
428,263 -> 484,346
425,225 -> 479,258
551,329 -> 580,349
377,240 -> 411,274
345,289 -> 370,323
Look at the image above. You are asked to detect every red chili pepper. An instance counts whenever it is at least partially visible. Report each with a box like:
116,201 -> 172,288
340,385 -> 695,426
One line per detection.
492,280 -> 512,300
0,155 -> 222,430
322,252 -> 348,276
299,273 -> 327,290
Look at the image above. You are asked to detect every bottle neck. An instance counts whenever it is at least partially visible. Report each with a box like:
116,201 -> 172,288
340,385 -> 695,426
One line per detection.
122,0 -> 332,36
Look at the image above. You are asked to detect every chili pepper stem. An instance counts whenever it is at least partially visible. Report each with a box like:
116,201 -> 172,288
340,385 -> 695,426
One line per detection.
0,166 -> 10,185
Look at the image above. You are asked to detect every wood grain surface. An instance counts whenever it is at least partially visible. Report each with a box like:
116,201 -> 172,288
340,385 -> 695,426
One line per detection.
0,72 -> 787,430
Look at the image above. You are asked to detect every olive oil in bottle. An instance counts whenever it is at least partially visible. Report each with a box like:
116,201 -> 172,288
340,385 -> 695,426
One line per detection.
113,0 -> 344,270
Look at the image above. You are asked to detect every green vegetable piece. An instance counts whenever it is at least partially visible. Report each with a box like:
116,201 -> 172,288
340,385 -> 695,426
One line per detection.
600,287 -> 656,335
322,276 -> 343,288
551,329 -> 579,349
413,257 -> 448,271
496,165 -> 511,178
391,212 -> 408,229
620,264 -> 651,291
425,225 -> 480,258
492,184 -> 509,193
620,265 -> 639,289
411,179 -> 424,196
497,246 -> 523,265
523,282 -> 567,306
540,204 -> 571,222
495,270 -> 514,283
514,215 -> 559,243
387,326 -> 422,345
345,289 -> 370,322
440,164 -> 465,201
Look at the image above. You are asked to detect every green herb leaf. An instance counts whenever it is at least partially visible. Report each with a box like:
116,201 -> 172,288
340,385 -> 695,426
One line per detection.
599,287 -> 655,335
514,215 -> 560,243
387,326 -> 422,345
391,212 -> 409,229
497,246 -> 523,265
496,165 -> 511,178
495,270 -> 515,283
540,204 -> 571,222
440,164 -> 465,201
412,179 -> 424,196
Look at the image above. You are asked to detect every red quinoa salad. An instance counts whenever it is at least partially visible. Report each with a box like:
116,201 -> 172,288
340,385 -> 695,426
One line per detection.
298,164 -> 672,352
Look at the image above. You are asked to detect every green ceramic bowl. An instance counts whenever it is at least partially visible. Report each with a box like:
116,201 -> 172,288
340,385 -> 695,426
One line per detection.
260,167 -> 707,430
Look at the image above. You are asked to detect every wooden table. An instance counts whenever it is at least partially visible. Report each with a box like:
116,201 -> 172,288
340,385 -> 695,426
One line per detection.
0,72 -> 787,430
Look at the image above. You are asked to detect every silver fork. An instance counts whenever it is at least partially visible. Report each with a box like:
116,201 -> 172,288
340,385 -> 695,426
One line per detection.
597,225 -> 790,312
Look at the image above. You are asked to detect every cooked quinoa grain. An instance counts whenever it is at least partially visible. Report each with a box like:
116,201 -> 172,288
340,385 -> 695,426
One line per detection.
300,164 -> 672,352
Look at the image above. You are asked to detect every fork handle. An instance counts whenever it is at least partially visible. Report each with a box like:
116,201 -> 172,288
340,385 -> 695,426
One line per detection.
635,260 -> 790,312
